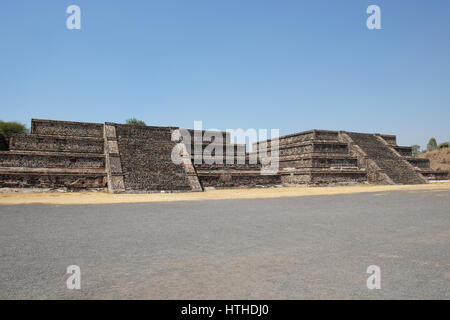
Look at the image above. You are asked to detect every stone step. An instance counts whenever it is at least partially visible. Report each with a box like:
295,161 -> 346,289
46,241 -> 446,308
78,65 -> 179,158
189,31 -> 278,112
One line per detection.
184,143 -> 246,157
253,130 -> 340,150
184,129 -> 231,144
280,168 -> 367,185
191,156 -> 258,165
376,134 -> 397,146
0,168 -> 106,189
256,140 -> 347,152
0,167 -> 105,174
31,119 -> 104,138
406,157 -> 430,169
9,134 -> 104,154
417,169 -> 449,181
196,170 -> 281,188
278,154 -> 358,169
277,153 -> 358,159
0,151 -> 105,169
195,163 -> 262,171
280,167 -> 365,174
255,142 -> 349,158
278,141 -> 348,156
394,146 -> 413,157
196,169 -> 268,176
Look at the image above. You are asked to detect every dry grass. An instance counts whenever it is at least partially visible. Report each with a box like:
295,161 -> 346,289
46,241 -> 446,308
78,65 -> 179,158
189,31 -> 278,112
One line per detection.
419,148 -> 450,171
0,182 -> 449,205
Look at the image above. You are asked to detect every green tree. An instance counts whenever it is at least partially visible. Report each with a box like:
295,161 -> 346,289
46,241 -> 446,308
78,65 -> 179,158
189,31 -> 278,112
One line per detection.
0,121 -> 28,150
125,118 -> 146,126
411,145 -> 421,157
427,137 -> 438,152
438,142 -> 449,149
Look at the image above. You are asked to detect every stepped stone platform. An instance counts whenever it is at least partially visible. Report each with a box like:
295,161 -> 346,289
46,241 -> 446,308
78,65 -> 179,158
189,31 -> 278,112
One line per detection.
0,120 -> 448,192
253,130 -> 367,186
254,130 -> 448,186
0,120 -> 108,191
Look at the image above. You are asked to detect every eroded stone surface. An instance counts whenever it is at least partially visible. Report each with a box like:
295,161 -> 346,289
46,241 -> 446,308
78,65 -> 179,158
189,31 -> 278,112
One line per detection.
0,120 -> 447,192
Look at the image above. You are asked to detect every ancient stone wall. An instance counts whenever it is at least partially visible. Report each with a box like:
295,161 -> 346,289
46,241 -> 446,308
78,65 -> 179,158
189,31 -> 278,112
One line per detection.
185,129 -> 231,144
394,146 -> 413,157
31,119 -> 103,137
253,130 -> 339,151
0,151 -> 105,169
407,158 -> 430,169
198,172 -> 281,188
252,129 -> 368,186
277,142 -> 348,157
278,156 -> 358,169
115,124 -> 198,192
281,170 -> 367,185
0,119 -> 107,191
0,172 -> 106,189
1,119 -> 447,191
10,134 -> 104,154
379,134 -> 397,146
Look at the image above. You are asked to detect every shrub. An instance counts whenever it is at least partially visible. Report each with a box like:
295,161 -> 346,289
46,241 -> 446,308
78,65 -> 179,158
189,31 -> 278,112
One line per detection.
125,118 -> 146,126
0,134 -> 7,150
411,145 -> 421,157
0,120 -> 28,150
438,142 -> 449,149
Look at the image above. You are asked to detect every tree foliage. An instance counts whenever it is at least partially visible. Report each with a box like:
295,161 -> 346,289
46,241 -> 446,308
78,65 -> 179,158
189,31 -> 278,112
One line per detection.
438,142 -> 449,149
411,145 -> 421,157
427,137 -> 438,152
0,120 -> 28,150
125,118 -> 146,126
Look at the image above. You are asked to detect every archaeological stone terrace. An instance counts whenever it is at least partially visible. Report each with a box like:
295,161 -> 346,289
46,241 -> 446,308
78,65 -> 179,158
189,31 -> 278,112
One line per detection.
0,119 -> 448,192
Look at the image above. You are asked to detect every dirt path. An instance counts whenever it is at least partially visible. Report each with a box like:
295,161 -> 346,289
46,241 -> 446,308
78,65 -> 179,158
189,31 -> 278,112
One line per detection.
0,182 -> 449,205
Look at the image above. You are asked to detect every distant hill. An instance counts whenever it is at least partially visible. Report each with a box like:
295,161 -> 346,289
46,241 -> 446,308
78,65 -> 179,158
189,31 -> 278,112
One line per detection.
419,148 -> 450,171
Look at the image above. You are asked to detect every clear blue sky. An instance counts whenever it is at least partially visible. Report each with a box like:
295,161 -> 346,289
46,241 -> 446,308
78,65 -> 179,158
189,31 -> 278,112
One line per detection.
1,0 -> 449,148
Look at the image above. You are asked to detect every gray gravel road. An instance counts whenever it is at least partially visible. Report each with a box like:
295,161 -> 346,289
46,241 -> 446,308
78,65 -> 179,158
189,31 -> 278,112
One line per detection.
0,189 -> 449,299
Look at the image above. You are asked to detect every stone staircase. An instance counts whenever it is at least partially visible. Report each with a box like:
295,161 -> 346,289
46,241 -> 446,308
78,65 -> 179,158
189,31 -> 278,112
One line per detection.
376,135 -> 449,182
342,132 -> 427,184
0,119 -> 107,190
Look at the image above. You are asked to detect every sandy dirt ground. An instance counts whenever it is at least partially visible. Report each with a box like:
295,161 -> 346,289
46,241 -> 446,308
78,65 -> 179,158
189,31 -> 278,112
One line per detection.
0,182 -> 449,205
419,147 -> 450,171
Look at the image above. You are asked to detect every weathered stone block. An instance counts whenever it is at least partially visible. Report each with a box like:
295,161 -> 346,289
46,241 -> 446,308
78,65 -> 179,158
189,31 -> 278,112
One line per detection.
107,141 -> 119,155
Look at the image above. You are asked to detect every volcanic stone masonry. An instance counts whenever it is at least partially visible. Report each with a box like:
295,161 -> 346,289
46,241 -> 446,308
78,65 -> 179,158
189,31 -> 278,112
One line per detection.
0,119 -> 448,192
